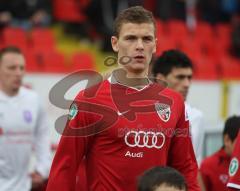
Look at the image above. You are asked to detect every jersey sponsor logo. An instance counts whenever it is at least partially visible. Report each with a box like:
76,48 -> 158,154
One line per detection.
124,130 -> 165,149
69,103 -> 78,120
125,151 -> 143,158
229,157 -> 239,177
23,110 -> 32,123
155,103 -> 171,122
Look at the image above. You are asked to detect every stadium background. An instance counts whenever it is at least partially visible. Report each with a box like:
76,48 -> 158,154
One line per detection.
1,0 -> 240,182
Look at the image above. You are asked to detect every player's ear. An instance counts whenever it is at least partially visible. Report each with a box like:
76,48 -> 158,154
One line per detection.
156,73 -> 166,81
111,36 -> 119,52
153,38 -> 157,54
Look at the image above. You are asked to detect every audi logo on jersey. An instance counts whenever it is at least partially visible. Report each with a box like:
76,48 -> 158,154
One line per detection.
124,131 -> 165,149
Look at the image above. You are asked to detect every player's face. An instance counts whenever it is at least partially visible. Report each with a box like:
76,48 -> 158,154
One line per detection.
162,67 -> 192,100
224,134 -> 237,156
111,22 -> 156,77
0,52 -> 25,95
154,184 -> 186,191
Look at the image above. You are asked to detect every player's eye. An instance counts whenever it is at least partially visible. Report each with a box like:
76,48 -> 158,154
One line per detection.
125,36 -> 136,41
143,36 -> 153,42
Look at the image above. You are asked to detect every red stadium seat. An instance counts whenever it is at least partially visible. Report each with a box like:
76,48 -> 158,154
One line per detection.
52,0 -> 88,22
23,51 -> 42,73
215,23 -> 232,40
194,22 -> 214,37
193,22 -> 214,49
193,56 -> 219,80
156,36 -> 178,56
219,56 -> 240,80
167,20 -> 188,43
155,19 -> 165,38
35,51 -> 68,73
30,28 -> 56,52
70,52 -> 95,71
44,51 -> 67,73
179,37 -> 203,60
2,27 -> 28,51
0,42 -> 5,50
143,0 -> 155,13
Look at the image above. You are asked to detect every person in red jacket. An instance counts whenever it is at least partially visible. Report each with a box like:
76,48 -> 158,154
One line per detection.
200,116 -> 240,191
46,6 -> 200,191
227,130 -> 240,190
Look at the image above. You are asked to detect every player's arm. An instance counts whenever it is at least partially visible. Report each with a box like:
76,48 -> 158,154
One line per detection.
227,132 -> 240,190
46,96 -> 94,191
199,162 -> 211,191
33,97 -> 51,182
167,96 -> 200,191
197,171 -> 206,191
191,112 -> 205,165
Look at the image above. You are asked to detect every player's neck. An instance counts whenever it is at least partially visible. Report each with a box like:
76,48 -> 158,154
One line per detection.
0,86 -> 19,97
223,146 -> 232,156
113,69 -> 150,89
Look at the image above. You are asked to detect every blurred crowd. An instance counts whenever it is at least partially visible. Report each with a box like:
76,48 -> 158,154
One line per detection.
1,0 -> 240,52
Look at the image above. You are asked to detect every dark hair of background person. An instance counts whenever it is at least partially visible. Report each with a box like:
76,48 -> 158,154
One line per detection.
152,49 -> 193,78
223,115 -> 240,142
138,166 -> 187,191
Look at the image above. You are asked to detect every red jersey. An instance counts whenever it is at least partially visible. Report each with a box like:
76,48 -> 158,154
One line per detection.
46,79 -> 200,191
227,132 -> 240,190
76,159 -> 87,191
200,148 -> 231,191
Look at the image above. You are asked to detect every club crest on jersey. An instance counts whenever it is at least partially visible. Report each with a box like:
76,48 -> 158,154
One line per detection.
155,103 -> 171,122
229,157 -> 239,176
23,110 -> 32,123
69,103 -> 78,120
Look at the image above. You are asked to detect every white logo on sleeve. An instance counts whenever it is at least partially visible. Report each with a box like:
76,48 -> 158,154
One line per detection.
69,103 -> 78,120
229,157 -> 239,177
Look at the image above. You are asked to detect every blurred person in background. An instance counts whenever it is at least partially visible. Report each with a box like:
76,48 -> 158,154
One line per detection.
138,166 -> 187,191
227,126 -> 240,190
200,116 -> 240,191
152,49 -> 205,166
0,0 -> 51,30
85,0 -> 144,51
0,46 -> 51,191
144,0 -> 197,30
197,0 -> 240,24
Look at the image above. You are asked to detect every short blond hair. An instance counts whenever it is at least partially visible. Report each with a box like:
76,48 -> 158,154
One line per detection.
113,6 -> 156,37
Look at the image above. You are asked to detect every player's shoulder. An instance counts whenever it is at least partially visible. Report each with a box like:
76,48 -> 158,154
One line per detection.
74,79 -> 110,101
185,103 -> 203,118
161,86 -> 185,105
20,86 -> 39,100
201,149 -> 223,168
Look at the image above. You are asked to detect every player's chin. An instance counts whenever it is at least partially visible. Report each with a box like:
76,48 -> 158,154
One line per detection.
130,65 -> 146,74
181,92 -> 188,100
12,82 -> 22,91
